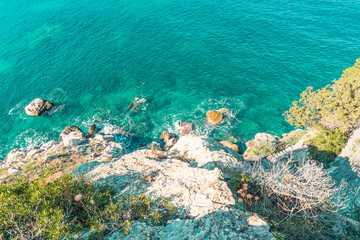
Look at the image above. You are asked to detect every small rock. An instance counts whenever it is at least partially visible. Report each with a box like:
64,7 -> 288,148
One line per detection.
179,122 -> 194,136
247,214 -> 268,226
60,126 -> 86,147
206,110 -> 223,125
87,124 -> 97,135
219,141 -> 239,152
25,98 -> 53,116
8,167 -> 21,175
160,131 -> 177,150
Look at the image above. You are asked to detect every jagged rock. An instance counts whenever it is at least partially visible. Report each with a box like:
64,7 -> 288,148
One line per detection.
109,210 -> 274,240
60,126 -> 86,147
160,131 -> 177,150
220,140 -> 240,152
170,135 -> 242,177
206,110 -> 223,125
25,98 -> 53,116
87,124 -> 97,135
179,121 -> 194,136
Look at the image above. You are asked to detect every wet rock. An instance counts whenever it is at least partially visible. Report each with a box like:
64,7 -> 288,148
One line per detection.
160,131 -> 177,150
60,126 -> 86,147
179,121 -> 194,136
206,110 -> 223,125
220,140 -> 240,152
87,124 -> 97,135
25,98 -> 53,116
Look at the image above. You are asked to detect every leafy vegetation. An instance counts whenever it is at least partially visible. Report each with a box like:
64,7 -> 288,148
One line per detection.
284,59 -> 360,162
0,174 -> 178,239
284,59 -> 360,132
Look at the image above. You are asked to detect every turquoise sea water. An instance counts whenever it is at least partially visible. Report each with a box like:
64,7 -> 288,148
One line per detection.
0,0 -> 359,158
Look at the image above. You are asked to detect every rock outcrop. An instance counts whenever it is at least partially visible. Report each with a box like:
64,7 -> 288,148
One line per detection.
25,98 -> 53,116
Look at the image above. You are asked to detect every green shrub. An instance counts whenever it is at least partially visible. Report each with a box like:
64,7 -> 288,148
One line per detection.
307,129 -> 348,163
0,175 -> 178,239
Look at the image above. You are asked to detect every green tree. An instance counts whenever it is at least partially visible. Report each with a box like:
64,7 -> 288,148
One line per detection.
284,59 -> 360,132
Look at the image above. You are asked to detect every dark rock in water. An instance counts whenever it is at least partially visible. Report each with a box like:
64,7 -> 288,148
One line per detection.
87,124 -> 97,135
60,126 -> 86,147
179,122 -> 194,136
160,131 -> 177,150
25,98 -> 53,116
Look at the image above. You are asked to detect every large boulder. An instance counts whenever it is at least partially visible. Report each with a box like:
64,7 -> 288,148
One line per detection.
60,126 -> 86,147
25,98 -> 53,116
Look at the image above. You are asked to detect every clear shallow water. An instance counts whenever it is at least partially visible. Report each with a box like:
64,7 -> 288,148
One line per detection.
0,0 -> 359,158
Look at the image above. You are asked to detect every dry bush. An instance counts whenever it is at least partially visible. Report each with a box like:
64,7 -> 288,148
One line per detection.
238,157 -> 348,239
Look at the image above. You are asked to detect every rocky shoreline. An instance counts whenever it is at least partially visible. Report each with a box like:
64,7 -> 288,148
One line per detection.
1,116 -> 360,238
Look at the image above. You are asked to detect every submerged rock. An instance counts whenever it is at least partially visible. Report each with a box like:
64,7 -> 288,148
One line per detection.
25,98 -> 53,116
60,126 -> 86,147
206,110 -> 223,125
87,124 -> 97,135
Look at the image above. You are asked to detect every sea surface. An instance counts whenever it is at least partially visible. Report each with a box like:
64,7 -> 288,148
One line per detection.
0,0 -> 359,158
